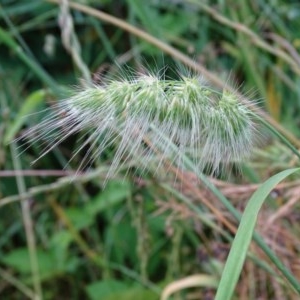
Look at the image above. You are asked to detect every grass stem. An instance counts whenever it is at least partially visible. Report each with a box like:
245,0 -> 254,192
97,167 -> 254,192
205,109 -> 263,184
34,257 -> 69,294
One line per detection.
10,142 -> 43,300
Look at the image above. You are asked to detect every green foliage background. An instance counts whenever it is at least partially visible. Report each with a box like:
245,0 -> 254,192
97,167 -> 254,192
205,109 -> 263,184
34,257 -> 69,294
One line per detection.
1,0 -> 300,299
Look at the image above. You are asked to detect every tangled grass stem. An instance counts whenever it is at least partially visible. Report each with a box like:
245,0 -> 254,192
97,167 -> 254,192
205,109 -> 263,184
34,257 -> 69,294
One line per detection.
23,72 -> 259,177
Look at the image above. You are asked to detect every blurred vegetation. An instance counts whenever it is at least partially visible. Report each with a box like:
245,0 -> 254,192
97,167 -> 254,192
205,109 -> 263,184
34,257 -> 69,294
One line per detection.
1,0 -> 300,299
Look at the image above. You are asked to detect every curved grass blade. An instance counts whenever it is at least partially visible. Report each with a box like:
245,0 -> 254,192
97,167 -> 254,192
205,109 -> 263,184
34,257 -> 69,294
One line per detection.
215,168 -> 300,300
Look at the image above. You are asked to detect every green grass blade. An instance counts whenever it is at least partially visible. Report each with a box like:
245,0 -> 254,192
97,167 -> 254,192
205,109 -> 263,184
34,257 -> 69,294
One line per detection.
215,168 -> 300,300
4,89 -> 46,144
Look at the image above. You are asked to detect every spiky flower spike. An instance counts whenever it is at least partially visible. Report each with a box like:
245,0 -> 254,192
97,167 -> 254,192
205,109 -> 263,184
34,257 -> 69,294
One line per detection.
22,70 -> 259,177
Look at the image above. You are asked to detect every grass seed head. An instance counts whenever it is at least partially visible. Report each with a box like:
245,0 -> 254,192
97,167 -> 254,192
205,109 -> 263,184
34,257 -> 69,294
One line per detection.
21,68 -> 259,177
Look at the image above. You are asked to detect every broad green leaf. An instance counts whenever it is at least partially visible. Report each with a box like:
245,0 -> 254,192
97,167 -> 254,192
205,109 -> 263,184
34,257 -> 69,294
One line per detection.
64,180 -> 131,230
86,180 -> 131,216
50,230 -> 73,252
1,246 -> 79,279
104,222 -> 137,264
50,230 -> 75,270
215,168 -> 300,300
87,284 -> 158,300
103,288 -> 157,300
1,247 -> 56,275
65,207 -> 94,230
86,280 -> 128,300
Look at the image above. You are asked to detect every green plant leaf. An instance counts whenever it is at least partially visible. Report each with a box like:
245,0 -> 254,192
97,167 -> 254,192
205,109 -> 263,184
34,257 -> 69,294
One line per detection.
64,180 -> 131,231
103,288 -> 157,300
85,279 -> 128,300
65,207 -> 94,230
86,281 -> 158,300
104,222 -> 137,264
215,168 -> 300,300
1,247 -> 56,276
1,245 -> 79,280
86,180 -> 131,216
4,89 -> 46,144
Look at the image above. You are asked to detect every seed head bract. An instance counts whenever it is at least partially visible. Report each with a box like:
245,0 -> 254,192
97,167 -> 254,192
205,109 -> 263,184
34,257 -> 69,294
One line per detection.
20,68 -> 259,178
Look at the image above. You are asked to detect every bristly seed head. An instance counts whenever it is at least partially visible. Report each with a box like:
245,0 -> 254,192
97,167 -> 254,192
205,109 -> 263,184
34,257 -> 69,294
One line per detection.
21,69 -> 259,177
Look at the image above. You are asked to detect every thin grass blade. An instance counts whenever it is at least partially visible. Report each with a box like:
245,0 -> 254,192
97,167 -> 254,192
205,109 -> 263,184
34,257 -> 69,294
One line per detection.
215,167 -> 300,300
